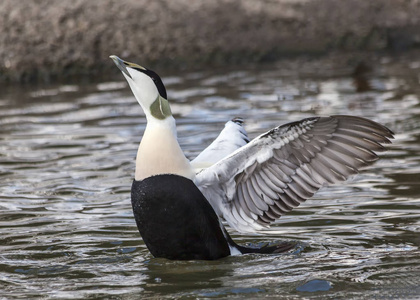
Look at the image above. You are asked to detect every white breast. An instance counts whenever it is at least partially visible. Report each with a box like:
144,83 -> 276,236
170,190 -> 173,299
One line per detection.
135,117 -> 194,181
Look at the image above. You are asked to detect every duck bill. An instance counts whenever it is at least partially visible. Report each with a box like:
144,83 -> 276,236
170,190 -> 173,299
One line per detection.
110,55 -> 135,79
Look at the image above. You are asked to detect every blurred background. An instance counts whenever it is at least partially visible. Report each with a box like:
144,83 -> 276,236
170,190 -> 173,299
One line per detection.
1,1 -> 420,299
1,0 -> 420,83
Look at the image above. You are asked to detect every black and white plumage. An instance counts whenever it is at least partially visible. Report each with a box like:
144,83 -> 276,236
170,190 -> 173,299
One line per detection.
110,55 -> 394,260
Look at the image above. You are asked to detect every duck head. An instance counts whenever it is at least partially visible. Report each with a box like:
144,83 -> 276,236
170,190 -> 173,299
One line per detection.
110,55 -> 172,121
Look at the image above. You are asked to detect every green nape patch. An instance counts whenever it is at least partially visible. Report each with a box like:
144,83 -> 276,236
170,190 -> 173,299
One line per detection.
150,96 -> 172,119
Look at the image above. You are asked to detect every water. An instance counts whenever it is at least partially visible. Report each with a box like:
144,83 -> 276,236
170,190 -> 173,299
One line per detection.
1,57 -> 420,299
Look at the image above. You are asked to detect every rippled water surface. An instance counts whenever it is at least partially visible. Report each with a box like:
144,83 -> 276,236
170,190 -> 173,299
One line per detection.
1,57 -> 420,299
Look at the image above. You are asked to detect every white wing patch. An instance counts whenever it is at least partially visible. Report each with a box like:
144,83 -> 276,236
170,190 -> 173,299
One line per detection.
191,118 -> 249,172
195,116 -> 394,233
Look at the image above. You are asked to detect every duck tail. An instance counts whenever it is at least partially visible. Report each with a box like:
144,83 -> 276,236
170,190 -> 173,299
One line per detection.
223,228 -> 296,255
234,241 -> 297,254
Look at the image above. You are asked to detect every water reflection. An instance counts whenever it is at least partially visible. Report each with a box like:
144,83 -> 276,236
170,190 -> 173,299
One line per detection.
1,59 -> 420,298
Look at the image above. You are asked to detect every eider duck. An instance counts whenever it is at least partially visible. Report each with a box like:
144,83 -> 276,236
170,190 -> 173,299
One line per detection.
110,55 -> 394,260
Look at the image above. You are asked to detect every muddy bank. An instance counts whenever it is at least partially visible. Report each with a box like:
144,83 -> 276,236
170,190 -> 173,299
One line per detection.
1,0 -> 420,83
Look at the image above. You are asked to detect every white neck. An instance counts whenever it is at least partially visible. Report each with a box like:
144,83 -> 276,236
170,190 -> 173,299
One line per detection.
135,116 -> 195,181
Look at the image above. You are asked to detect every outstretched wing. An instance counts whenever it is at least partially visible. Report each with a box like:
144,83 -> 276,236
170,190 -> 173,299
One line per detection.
191,117 -> 249,172
194,115 -> 394,233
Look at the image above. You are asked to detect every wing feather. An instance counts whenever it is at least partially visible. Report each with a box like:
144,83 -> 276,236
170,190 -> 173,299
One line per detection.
259,168 -> 285,194
191,118 -> 249,171
240,182 -> 262,216
238,205 -> 256,224
246,180 -> 269,212
195,115 -> 394,233
231,203 -> 248,226
254,173 -> 277,204
295,168 -> 322,189
265,165 -> 289,189
236,183 -> 252,217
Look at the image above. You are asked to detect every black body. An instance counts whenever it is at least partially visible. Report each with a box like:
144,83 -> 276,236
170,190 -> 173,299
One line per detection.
131,174 -> 231,260
131,174 -> 295,260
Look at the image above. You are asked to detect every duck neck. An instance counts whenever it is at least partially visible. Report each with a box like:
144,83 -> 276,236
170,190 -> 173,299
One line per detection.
135,116 -> 195,181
